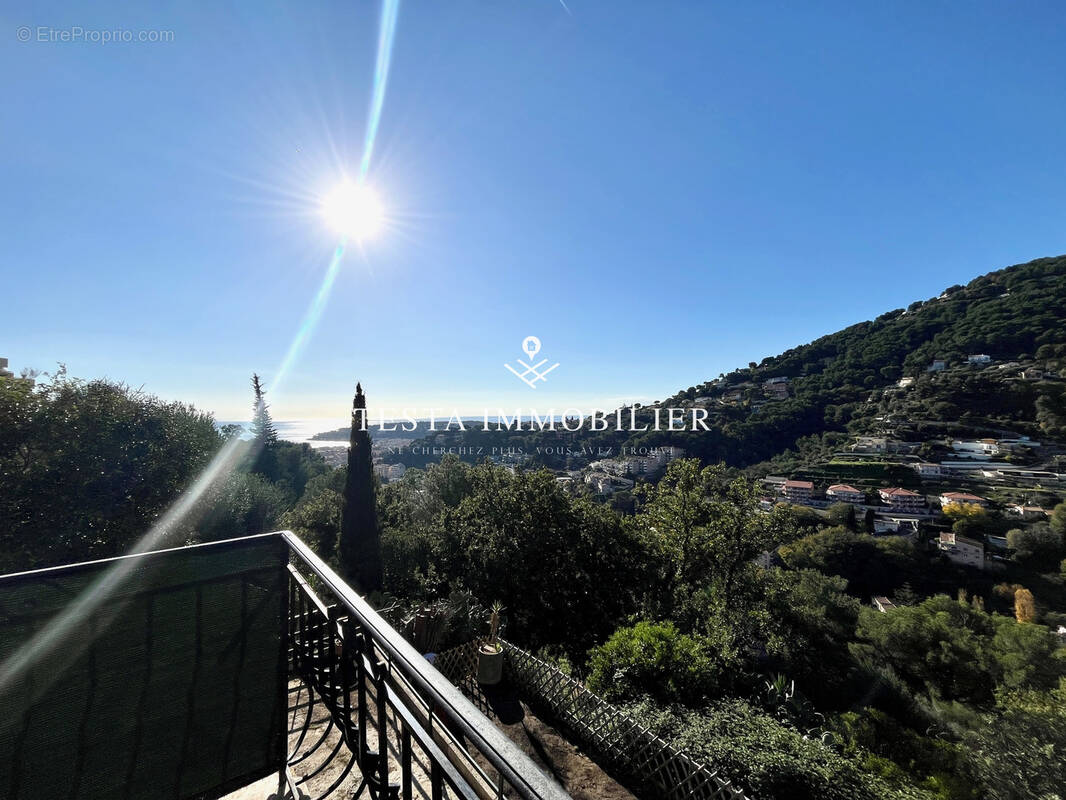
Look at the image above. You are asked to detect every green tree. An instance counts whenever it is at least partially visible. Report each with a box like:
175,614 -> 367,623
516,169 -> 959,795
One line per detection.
853,594 -> 1065,704
1007,525 -> 1065,568
853,595 -> 997,703
863,508 -> 876,534
433,463 -> 648,656
965,683 -> 1066,800
339,383 -> 383,593
634,459 -> 796,617
828,502 -> 858,530
281,468 -> 345,560
0,369 -> 222,570
188,471 -> 288,543
780,527 -> 924,599
248,373 -> 279,481
1049,501 -> 1066,537
762,569 -> 861,701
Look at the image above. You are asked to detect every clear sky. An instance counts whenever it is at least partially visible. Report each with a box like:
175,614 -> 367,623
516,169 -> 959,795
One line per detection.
4,1 -> 1066,422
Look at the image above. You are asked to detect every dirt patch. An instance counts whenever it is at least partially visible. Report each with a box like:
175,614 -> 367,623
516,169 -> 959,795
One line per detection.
465,682 -> 638,800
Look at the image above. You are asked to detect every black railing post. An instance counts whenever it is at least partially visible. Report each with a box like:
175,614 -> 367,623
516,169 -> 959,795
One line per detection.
276,547 -> 290,798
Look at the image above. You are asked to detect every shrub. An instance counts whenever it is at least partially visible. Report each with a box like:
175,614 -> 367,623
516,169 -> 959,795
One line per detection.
586,621 -> 721,705
624,697 -> 940,800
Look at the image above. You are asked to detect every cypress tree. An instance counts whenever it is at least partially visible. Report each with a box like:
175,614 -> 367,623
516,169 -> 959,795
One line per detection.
339,382 -> 383,593
863,508 -> 876,534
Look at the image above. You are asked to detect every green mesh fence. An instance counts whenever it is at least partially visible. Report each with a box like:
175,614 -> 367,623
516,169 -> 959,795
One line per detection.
0,534 -> 288,800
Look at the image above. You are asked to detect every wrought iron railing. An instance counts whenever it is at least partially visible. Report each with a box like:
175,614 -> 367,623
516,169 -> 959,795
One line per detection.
283,531 -> 571,800
0,533 -> 571,800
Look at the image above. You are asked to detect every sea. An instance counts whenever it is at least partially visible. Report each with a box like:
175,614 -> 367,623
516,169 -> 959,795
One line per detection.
215,419 -> 349,449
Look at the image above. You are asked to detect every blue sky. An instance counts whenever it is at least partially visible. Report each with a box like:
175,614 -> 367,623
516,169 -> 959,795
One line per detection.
4,1 -> 1066,422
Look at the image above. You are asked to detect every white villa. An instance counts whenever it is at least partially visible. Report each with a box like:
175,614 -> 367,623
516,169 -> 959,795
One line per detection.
939,532 -> 985,570
940,491 -> 988,508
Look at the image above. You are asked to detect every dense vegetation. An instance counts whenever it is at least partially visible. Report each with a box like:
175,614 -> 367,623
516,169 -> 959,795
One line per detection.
374,457 -> 1066,800
4,254 -> 1066,799
0,369 -> 330,572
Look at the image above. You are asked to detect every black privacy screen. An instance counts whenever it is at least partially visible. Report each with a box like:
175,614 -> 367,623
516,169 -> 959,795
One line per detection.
0,534 -> 288,800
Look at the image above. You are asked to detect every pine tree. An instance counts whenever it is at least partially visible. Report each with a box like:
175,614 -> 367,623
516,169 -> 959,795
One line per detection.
250,374 -> 278,443
339,382 -> 383,593
249,373 -> 279,481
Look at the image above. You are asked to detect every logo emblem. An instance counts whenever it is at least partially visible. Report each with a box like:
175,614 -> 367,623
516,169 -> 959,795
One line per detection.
504,336 -> 560,388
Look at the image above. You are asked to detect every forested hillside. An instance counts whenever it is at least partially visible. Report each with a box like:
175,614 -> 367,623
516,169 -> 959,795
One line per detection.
653,254 -> 1066,465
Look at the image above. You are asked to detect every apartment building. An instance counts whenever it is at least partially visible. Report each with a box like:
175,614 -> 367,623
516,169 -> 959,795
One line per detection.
878,487 -> 925,511
826,484 -> 865,504
781,479 -> 815,503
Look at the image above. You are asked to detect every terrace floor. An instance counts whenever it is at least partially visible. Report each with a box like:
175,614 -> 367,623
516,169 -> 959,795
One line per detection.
457,679 -> 635,800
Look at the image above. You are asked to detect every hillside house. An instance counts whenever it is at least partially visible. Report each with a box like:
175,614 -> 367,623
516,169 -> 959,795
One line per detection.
826,484 -> 865,504
913,462 -> 942,478
852,436 -> 887,453
781,479 -> 815,504
763,377 -> 790,400
872,596 -> 897,613
584,472 -> 633,494
927,359 -> 947,372
968,354 -> 992,365
897,377 -> 915,387
878,487 -> 925,511
373,463 -> 407,483
1008,504 -> 1049,519
939,532 -> 985,569
952,439 -> 1000,458
940,491 -> 988,508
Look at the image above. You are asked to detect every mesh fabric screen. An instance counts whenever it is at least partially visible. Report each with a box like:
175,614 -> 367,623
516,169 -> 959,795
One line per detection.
0,534 -> 288,800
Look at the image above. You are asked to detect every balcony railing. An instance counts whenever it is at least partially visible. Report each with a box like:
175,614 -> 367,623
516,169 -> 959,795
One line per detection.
0,532 -> 572,800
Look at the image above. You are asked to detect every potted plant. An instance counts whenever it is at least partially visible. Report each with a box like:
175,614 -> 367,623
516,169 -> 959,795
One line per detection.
476,602 -> 505,685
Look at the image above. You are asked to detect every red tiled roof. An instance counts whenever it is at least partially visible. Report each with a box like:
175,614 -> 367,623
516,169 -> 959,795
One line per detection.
942,492 -> 986,502
783,480 -> 814,489
880,487 -> 920,496
827,484 -> 861,493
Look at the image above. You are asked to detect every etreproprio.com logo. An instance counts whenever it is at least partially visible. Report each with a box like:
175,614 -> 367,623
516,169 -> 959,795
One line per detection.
16,25 -> 175,44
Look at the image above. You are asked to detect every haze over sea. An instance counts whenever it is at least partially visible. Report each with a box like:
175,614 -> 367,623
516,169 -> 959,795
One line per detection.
217,419 -> 349,448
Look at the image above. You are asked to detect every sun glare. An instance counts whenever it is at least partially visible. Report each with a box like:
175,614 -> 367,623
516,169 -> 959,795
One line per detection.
321,180 -> 384,241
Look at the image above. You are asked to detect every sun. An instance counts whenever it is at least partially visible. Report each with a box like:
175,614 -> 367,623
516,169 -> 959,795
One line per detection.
320,180 -> 384,241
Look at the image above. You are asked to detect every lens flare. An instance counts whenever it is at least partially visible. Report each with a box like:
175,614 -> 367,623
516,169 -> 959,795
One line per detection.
361,0 -> 401,180
0,0 -> 405,694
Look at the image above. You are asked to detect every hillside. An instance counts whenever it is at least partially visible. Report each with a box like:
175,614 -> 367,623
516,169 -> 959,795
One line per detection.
391,254 -> 1066,471
652,253 -> 1066,467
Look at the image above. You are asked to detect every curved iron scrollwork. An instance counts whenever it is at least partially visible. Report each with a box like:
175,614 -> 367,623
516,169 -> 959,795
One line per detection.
283,533 -> 570,800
